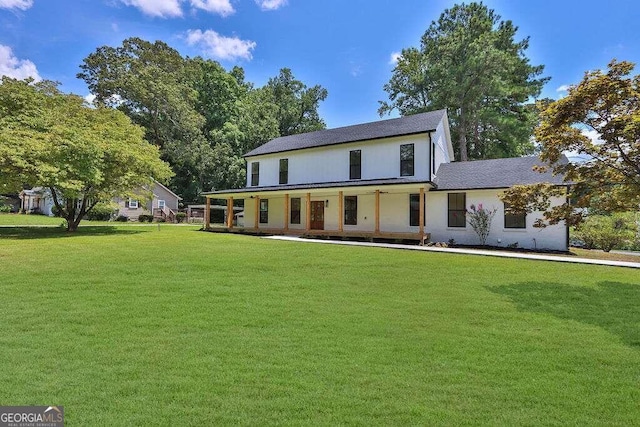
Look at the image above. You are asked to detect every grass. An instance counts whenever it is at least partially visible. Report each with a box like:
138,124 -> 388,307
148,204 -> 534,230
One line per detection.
0,212 -> 68,226
0,225 -> 639,425
570,247 -> 640,263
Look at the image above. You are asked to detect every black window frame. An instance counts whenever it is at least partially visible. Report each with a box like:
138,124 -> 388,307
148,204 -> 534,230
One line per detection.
410,194 -> 420,227
259,199 -> 268,224
400,143 -> 414,177
290,197 -> 301,225
447,193 -> 466,228
344,195 -> 358,225
504,203 -> 526,229
251,162 -> 260,187
279,159 -> 288,185
349,150 -> 361,180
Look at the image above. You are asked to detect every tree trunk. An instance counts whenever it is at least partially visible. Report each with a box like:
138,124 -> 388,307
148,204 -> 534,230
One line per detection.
458,112 -> 469,161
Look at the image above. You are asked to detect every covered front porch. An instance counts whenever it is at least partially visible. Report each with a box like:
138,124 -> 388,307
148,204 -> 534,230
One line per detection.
203,181 -> 432,243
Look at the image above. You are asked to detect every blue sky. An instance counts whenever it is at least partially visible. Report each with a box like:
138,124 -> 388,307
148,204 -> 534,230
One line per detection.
1,0 -> 639,128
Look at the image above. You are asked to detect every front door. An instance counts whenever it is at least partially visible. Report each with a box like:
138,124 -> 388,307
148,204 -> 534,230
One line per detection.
310,201 -> 324,230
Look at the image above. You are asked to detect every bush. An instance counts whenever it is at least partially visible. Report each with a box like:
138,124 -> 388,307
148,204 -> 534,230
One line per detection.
573,213 -> 636,252
138,214 -> 153,223
467,203 -> 497,246
86,203 -> 116,221
176,212 -> 186,223
115,215 -> 129,222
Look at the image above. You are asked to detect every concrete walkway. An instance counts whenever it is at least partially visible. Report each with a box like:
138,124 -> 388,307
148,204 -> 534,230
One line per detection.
263,235 -> 640,269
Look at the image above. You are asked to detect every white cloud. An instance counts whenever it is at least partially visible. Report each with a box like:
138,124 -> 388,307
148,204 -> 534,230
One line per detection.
0,0 -> 33,10
556,84 -> 571,92
185,29 -> 256,61
84,93 -> 96,105
190,0 -> 234,16
389,52 -> 401,65
120,0 -> 183,18
255,0 -> 287,11
0,44 -> 40,81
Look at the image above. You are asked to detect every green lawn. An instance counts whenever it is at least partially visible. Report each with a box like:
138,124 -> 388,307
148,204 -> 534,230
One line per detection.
0,212 -> 68,225
0,225 -> 638,425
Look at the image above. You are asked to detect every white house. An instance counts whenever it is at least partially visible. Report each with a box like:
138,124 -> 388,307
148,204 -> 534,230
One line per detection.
203,109 -> 569,251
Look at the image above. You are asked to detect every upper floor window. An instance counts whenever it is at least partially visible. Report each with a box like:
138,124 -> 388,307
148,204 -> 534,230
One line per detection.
432,141 -> 437,176
279,159 -> 288,185
251,162 -> 259,186
410,194 -> 420,227
127,199 -> 138,209
290,197 -> 301,224
504,203 -> 526,229
349,150 -> 361,180
400,143 -> 414,176
259,199 -> 268,224
344,196 -> 358,225
448,193 -> 466,227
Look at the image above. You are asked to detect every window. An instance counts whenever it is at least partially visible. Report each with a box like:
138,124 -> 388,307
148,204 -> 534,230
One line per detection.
504,203 -> 526,229
251,162 -> 260,186
128,198 -> 138,209
410,194 -> 420,226
290,197 -> 301,224
432,141 -> 436,176
400,143 -> 414,176
344,196 -> 358,225
279,159 -> 288,185
157,200 -> 165,210
448,193 -> 466,227
349,150 -> 361,180
259,199 -> 268,224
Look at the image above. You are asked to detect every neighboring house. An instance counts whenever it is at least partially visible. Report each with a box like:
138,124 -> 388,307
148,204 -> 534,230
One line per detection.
18,181 -> 181,222
203,109 -> 569,250
115,181 -> 182,222
19,187 -> 55,215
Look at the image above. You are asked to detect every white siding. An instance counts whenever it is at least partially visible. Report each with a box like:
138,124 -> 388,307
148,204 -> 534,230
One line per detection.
247,133 -> 433,188
425,189 -> 568,251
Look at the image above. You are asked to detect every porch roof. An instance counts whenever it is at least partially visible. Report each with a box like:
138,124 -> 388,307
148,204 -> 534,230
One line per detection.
204,177 -> 434,197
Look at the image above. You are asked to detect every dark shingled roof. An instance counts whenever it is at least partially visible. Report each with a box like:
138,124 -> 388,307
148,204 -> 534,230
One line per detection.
245,109 -> 447,157
433,156 -> 568,190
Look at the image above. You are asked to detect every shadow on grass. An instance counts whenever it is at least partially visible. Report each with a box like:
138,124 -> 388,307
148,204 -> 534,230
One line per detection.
0,226 -> 148,240
491,281 -> 640,349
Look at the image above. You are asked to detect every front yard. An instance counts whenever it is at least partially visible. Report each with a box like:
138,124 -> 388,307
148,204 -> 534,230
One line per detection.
0,225 -> 638,425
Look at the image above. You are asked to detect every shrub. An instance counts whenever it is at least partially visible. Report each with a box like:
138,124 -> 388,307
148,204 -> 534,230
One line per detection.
115,215 -> 129,222
176,212 -> 186,223
573,213 -> 635,252
467,203 -> 497,246
86,203 -> 116,221
138,214 -> 153,223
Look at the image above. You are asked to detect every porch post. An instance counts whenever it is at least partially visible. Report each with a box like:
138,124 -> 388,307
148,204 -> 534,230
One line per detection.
204,197 -> 211,230
284,194 -> 289,231
419,187 -> 425,235
305,192 -> 311,231
254,196 -> 260,230
338,191 -> 343,233
375,190 -> 380,234
227,197 -> 234,229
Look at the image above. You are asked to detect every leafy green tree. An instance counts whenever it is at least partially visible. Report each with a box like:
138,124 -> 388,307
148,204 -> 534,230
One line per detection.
501,60 -> 640,226
380,2 -> 548,161
0,78 -> 172,231
573,213 -> 636,252
264,68 -> 328,136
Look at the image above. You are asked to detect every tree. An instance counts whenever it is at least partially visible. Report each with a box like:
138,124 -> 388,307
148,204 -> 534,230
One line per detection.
0,78 -> 172,231
501,60 -> 640,226
264,68 -> 328,136
380,2 -> 548,161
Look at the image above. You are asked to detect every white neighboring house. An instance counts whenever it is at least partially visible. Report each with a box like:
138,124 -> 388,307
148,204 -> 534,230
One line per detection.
19,181 -> 182,222
203,109 -> 569,251
19,187 -> 55,216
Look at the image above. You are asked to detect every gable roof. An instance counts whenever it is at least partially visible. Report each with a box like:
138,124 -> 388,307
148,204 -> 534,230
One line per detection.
245,109 -> 448,157
434,156 -> 568,191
